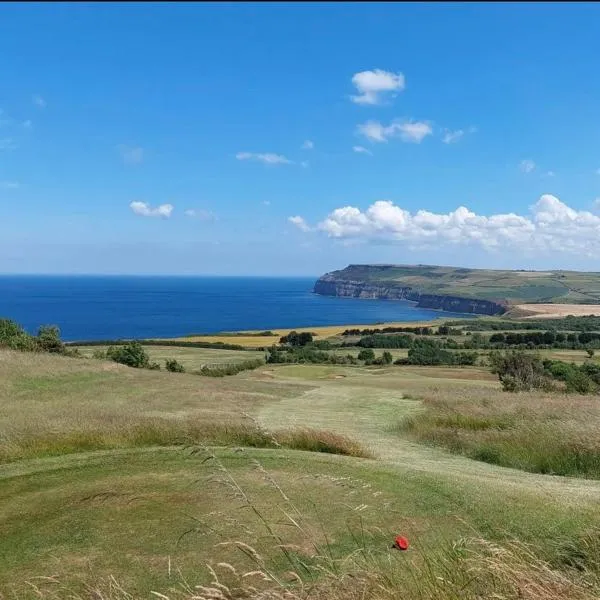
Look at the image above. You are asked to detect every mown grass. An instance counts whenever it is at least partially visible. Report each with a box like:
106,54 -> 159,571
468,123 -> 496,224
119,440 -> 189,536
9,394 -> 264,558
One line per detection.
3,448 -> 600,599
399,390 -> 600,478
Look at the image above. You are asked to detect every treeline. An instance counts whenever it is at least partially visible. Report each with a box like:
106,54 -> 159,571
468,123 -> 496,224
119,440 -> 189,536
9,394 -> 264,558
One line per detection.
446,315 -> 600,332
71,339 -> 249,351
489,331 -> 600,346
490,349 -> 600,394
0,319 -> 71,355
342,325 -> 464,337
351,330 -> 600,351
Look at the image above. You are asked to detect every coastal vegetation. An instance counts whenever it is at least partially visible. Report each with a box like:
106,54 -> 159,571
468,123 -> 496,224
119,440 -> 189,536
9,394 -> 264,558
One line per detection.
3,312 -> 600,598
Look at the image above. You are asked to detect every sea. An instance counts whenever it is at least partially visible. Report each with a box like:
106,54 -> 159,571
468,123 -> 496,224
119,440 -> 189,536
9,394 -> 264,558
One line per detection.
0,276 -> 471,342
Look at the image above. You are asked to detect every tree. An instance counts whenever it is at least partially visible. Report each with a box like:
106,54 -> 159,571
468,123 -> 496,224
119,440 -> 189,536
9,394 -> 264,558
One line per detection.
587,349 -> 595,359
381,351 -> 393,365
279,331 -> 313,347
489,350 -> 551,392
106,342 -> 151,368
357,348 -> 375,362
36,325 -> 64,353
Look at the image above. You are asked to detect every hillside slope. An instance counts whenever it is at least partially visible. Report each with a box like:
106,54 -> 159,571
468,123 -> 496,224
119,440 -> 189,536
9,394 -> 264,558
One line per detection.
314,264 -> 600,315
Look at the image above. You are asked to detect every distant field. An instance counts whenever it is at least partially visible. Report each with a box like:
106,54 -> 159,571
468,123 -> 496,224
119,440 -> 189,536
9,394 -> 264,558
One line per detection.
167,320 -> 442,347
320,264 -> 600,305
75,344 -> 261,368
516,303 -> 600,318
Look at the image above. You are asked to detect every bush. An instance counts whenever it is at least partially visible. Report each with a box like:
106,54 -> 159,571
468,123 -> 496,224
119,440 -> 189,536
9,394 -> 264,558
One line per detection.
36,325 -> 64,353
198,358 -> 264,377
106,342 -> 151,369
279,331 -> 314,347
165,359 -> 185,373
357,348 -> 376,362
489,350 -> 553,392
381,351 -> 393,365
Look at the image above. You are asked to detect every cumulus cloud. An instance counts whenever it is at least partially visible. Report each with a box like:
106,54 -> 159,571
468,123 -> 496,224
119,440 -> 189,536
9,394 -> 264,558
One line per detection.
288,215 -> 311,232
130,201 -> 173,218
118,145 -> 144,165
301,140 -> 314,150
350,69 -> 405,105
291,195 -> 600,257
520,159 -> 536,173
442,129 -> 465,144
357,119 -> 433,143
353,145 -> 373,155
236,152 -> 292,165
33,95 -> 46,108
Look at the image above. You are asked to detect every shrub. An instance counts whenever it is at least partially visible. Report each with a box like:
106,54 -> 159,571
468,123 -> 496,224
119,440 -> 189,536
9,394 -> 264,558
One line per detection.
36,325 -> 64,353
279,331 -> 314,347
381,351 -> 393,365
165,359 -> 185,373
489,350 -> 553,392
106,342 -> 151,369
357,348 -> 376,362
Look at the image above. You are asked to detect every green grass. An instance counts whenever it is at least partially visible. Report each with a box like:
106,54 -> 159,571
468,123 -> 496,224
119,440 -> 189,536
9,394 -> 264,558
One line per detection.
3,348 -> 600,598
399,390 -> 600,478
75,344 -> 262,367
321,264 -> 600,304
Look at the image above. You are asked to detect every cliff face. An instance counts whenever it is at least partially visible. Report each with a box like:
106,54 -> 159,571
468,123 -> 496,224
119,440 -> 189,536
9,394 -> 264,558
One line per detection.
313,275 -> 506,316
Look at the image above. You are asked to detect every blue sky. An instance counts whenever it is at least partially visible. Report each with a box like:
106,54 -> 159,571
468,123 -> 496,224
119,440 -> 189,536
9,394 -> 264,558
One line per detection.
2,2 -> 600,275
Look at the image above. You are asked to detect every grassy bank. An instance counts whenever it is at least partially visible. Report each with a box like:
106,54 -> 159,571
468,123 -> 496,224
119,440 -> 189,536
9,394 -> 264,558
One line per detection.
399,388 -> 600,478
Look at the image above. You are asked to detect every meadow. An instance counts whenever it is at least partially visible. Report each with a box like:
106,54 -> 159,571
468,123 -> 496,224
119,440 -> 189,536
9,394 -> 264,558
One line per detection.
2,321 -> 600,599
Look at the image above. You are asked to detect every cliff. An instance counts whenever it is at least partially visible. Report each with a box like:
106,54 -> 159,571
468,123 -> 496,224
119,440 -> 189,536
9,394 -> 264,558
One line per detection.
313,265 -> 509,316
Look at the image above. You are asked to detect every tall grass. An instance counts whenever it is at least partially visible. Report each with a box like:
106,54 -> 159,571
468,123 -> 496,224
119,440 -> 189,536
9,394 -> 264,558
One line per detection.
0,418 -> 372,463
398,391 -> 600,478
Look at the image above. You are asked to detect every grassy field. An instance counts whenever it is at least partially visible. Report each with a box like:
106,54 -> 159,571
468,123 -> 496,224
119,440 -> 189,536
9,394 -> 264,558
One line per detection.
75,344 -> 263,368
3,343 -> 600,598
320,264 -> 600,304
166,320 -> 441,348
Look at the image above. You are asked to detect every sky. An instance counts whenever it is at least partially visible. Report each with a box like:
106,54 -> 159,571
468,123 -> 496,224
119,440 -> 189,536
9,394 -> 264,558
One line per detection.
2,2 -> 600,276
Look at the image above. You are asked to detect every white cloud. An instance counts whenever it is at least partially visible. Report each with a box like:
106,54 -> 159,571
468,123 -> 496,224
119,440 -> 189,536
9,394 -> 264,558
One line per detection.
442,129 -> 465,144
595,168 -> 600,175
33,95 -> 46,109
236,152 -> 292,165
23,120 -> 32,129
300,160 -> 309,168
288,215 -> 311,232
356,119 -> 433,144
292,194 -> 600,257
118,145 -> 144,165
520,159 -> 536,173
544,170 -> 556,178
350,69 -> 405,105
130,201 -> 173,218
262,200 -> 271,206
184,208 -> 215,221
301,140 -> 314,150
0,181 -> 20,189
353,145 -> 373,155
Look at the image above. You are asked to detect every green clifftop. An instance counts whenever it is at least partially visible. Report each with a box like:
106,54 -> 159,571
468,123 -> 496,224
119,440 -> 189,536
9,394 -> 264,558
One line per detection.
313,264 -> 600,315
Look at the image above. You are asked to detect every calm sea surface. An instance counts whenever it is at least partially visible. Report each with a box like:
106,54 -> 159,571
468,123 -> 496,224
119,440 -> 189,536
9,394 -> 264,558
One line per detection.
0,276 -> 471,341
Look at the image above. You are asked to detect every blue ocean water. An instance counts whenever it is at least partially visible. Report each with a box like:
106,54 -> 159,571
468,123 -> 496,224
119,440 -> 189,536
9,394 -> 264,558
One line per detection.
0,276 -> 470,341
